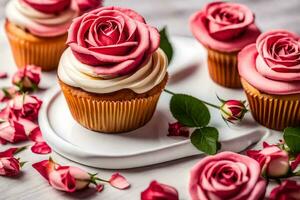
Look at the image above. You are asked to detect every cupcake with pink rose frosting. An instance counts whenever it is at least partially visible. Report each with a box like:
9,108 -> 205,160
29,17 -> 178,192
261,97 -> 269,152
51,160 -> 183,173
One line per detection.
4,0 -> 101,71
239,30 -> 300,130
189,151 -> 266,200
58,6 -> 168,133
190,1 -> 260,88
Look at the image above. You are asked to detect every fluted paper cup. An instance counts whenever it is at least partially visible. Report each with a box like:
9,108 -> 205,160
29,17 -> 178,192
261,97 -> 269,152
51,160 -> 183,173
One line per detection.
5,20 -> 67,71
241,78 -> 300,131
207,47 -> 242,88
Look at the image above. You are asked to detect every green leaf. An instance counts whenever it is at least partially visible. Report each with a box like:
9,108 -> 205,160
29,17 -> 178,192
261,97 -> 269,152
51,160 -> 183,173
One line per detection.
283,127 -> 300,153
159,27 -> 173,63
191,127 -> 220,155
170,94 -> 210,127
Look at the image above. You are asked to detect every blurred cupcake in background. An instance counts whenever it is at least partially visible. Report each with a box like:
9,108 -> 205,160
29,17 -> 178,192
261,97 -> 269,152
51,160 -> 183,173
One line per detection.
190,1 -> 260,88
4,0 -> 101,71
58,6 -> 168,133
238,30 -> 300,130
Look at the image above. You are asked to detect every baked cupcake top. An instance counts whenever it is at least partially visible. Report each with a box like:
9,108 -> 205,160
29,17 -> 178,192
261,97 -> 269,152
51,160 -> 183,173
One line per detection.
238,30 -> 300,95
58,6 -> 168,94
5,0 -> 79,37
189,1 -> 261,52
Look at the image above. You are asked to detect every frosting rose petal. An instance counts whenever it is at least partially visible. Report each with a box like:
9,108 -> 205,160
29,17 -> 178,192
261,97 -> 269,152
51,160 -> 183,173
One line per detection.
20,0 -> 71,14
189,152 -> 266,200
238,30 -> 300,95
190,2 -> 260,52
67,6 -> 160,77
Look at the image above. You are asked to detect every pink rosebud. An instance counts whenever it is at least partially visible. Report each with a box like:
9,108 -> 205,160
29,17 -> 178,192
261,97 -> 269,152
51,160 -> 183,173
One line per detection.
220,100 -> 247,123
247,146 -> 290,178
74,0 -> 102,13
96,184 -> 104,192
168,122 -> 189,137
0,72 -> 7,79
189,152 -> 266,200
0,146 -> 26,177
109,173 -> 130,190
12,65 -> 41,92
9,94 -> 42,121
0,157 -> 20,177
269,180 -> 300,200
141,181 -> 179,200
33,158 -> 92,192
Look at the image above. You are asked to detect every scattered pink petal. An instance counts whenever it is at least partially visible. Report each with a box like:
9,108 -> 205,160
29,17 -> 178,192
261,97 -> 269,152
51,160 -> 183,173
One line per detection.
109,173 -> 130,190
291,154 -> 300,171
0,147 -> 19,157
0,120 -> 28,143
12,65 -> 41,92
32,160 -> 51,181
168,122 -> 189,137
0,72 -> 7,79
31,142 -> 52,154
28,127 -> 44,142
96,184 -> 104,192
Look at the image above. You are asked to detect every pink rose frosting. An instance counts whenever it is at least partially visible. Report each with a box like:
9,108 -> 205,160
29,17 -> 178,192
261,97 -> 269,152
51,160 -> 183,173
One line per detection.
189,151 -> 266,200
238,30 -> 300,95
67,6 -> 160,77
190,2 -> 260,52
21,0 -> 71,14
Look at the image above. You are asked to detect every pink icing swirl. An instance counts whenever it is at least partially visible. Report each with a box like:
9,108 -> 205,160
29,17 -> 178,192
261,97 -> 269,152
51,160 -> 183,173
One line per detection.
189,152 -> 266,200
67,6 -> 160,77
238,30 -> 300,95
21,0 -> 71,14
190,2 -> 260,52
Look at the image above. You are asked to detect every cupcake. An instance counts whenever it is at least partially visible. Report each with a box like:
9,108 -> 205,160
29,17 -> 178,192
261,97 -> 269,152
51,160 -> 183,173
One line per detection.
238,30 -> 300,131
4,0 -> 79,71
58,6 -> 168,133
190,2 -> 260,88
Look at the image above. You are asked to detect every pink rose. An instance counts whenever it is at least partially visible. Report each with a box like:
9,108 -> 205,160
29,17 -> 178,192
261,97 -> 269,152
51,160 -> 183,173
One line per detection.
67,6 -> 160,76
204,2 -> 254,41
9,95 -> 42,121
141,181 -> 179,200
189,151 -> 266,200
220,99 -> 248,123
12,65 -> 41,92
0,147 -> 26,177
33,159 -> 91,192
21,0 -> 71,14
269,180 -> 300,200
256,30 -> 300,80
74,0 -> 102,13
247,145 -> 289,178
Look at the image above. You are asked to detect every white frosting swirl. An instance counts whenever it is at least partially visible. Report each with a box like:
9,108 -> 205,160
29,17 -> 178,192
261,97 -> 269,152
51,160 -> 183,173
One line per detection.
58,48 -> 168,94
5,0 -> 78,37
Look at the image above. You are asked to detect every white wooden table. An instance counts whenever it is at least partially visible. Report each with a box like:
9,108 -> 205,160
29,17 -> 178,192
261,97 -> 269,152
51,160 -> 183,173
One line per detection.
1,0 -> 300,199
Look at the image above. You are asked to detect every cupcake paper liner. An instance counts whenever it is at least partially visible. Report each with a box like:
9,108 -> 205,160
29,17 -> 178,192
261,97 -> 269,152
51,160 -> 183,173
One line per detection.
5,21 -> 67,71
242,78 -> 300,131
59,81 -> 163,133
207,48 -> 242,88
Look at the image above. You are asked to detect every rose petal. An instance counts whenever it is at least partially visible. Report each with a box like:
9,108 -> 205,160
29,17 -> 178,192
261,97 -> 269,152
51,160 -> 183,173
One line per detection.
0,147 -> 19,158
31,142 -> 52,155
0,72 -> 7,79
96,184 -> 104,192
109,173 -> 130,190
32,160 -> 51,181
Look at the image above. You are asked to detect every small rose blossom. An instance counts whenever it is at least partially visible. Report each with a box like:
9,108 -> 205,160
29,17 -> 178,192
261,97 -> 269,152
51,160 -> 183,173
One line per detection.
12,65 -> 41,92
220,100 -> 247,123
109,173 -> 130,190
189,151 -> 266,200
168,122 -> 189,137
247,146 -> 290,178
269,180 -> 300,200
141,181 -> 179,200
9,94 -> 42,121
0,147 -> 26,177
33,158 -> 92,192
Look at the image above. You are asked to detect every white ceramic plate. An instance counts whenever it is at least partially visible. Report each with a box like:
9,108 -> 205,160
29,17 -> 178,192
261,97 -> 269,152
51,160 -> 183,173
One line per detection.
39,36 -> 270,169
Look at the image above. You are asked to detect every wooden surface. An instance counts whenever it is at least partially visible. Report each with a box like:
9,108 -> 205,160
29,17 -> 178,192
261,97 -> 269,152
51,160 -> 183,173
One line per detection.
1,0 -> 300,199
